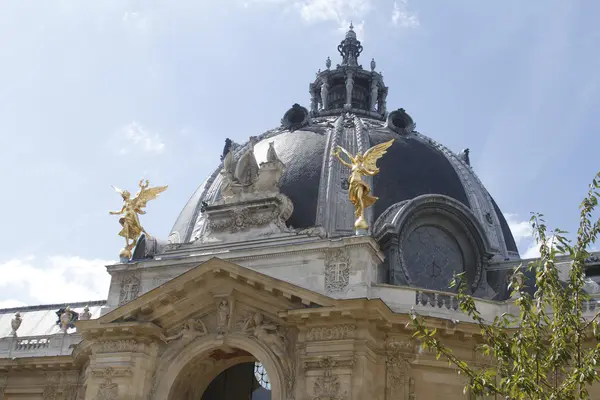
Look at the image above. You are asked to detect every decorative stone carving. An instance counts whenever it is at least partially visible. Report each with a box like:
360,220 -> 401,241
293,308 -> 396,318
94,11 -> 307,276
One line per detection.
345,70 -> 354,108
79,305 -> 92,321
242,312 -> 296,395
57,307 -> 77,333
165,318 -> 207,344
10,312 -> 21,336
119,273 -> 141,306
306,325 -> 355,341
458,148 -> 470,166
324,249 -> 350,293
297,226 -> 327,239
313,357 -> 346,400
385,339 -> 415,399
216,299 -> 232,338
42,385 -> 57,400
370,79 -> 379,111
202,140 -> 294,242
243,313 -> 288,369
96,380 -> 118,400
97,339 -> 139,353
320,81 -> 329,111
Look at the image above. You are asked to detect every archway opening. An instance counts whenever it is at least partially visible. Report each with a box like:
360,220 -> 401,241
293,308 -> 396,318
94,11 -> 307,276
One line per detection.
167,345 -> 276,400
201,362 -> 271,400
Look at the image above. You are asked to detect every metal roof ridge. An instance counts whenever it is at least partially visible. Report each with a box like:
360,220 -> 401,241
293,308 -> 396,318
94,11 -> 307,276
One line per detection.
0,299 -> 107,314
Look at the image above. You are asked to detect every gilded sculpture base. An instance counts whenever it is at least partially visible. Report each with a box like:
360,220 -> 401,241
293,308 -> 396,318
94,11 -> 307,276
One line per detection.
119,247 -> 133,261
354,215 -> 369,231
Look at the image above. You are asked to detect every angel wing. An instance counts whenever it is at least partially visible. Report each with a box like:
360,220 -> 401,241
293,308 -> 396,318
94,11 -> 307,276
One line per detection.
134,184 -> 168,208
112,185 -> 125,196
361,139 -> 395,173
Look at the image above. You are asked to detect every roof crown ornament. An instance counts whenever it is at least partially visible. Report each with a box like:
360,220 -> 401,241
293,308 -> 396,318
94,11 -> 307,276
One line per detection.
338,22 -> 363,67
10,312 -> 22,337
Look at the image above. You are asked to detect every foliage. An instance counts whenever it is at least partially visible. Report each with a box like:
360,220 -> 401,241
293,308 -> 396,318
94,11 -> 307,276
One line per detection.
410,172 -> 600,399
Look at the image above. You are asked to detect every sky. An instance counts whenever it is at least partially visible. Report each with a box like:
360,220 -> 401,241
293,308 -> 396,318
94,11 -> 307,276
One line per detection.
0,0 -> 598,308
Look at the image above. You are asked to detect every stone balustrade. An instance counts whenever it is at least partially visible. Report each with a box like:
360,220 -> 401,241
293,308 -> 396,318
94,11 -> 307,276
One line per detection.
370,284 -> 600,323
0,333 -> 82,358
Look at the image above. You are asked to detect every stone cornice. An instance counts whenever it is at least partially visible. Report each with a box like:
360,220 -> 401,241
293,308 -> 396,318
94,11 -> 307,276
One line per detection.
106,234 -> 383,272
0,355 -> 77,372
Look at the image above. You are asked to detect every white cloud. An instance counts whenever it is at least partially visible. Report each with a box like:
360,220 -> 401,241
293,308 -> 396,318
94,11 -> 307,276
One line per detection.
297,0 -> 372,25
122,11 -> 153,34
505,213 -> 538,258
243,0 -> 374,34
115,121 -> 165,155
391,0 -> 419,28
0,256 -> 113,306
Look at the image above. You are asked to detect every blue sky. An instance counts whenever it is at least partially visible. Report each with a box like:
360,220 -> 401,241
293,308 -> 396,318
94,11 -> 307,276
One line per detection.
0,0 -> 598,307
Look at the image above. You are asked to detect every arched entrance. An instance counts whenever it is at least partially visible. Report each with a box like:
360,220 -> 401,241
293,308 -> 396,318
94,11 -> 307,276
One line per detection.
201,362 -> 271,399
154,335 -> 285,400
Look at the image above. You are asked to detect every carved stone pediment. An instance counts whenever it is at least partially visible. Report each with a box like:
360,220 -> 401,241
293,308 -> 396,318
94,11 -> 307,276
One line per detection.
81,258 -> 334,334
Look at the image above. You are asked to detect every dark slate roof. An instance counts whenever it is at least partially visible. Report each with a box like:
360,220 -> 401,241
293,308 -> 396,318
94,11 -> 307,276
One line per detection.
491,196 -> 519,253
369,130 -> 470,222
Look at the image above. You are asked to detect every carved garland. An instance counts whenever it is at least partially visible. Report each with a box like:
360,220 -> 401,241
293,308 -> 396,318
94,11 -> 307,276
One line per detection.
306,325 -> 355,341
97,339 -> 139,353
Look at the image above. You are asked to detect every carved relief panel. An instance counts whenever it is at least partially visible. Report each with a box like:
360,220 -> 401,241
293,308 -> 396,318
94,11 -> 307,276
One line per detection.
119,273 -> 141,306
325,249 -> 350,293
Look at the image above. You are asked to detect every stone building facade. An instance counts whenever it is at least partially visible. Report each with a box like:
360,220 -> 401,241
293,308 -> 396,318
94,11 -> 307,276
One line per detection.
1,25 -> 600,399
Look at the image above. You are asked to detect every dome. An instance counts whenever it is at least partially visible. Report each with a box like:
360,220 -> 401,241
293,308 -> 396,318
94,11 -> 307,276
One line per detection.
160,25 -> 519,297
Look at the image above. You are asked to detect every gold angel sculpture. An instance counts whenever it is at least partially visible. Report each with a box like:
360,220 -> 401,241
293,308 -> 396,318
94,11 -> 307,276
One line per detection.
110,179 -> 168,260
332,139 -> 395,231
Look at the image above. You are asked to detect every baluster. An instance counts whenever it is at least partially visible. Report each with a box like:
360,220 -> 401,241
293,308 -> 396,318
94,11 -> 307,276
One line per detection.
416,291 -> 422,306
428,293 -> 434,307
440,297 -> 446,309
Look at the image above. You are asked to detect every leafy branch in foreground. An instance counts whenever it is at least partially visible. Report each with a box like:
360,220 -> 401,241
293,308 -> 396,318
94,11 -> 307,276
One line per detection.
411,172 -> 600,400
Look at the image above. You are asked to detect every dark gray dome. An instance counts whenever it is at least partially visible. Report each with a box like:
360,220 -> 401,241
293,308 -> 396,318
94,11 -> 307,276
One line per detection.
166,24 -> 519,277
168,114 -> 518,260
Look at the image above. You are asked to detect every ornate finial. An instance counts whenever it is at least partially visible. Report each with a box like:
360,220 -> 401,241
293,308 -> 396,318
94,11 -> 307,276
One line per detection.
331,139 -> 395,232
370,58 -> 376,72
110,180 -> 168,261
338,22 -> 363,66
458,148 -> 471,166
57,306 -> 78,333
10,312 -> 22,337
80,305 -> 92,321
325,56 -> 331,69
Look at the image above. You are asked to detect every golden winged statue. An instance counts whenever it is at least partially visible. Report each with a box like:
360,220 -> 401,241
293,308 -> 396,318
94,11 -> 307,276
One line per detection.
110,179 -> 168,259
332,139 -> 395,231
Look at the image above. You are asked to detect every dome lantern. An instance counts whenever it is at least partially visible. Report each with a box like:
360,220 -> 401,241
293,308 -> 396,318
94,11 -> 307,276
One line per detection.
309,24 -> 388,119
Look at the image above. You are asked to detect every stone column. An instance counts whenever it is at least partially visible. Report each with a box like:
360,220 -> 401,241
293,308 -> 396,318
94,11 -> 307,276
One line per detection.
345,70 -> 354,108
309,83 -> 318,115
320,80 -> 329,111
83,339 -> 160,400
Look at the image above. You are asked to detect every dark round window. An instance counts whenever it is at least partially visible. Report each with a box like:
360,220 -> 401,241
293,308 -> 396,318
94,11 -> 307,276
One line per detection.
403,225 -> 465,291
387,109 -> 415,134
